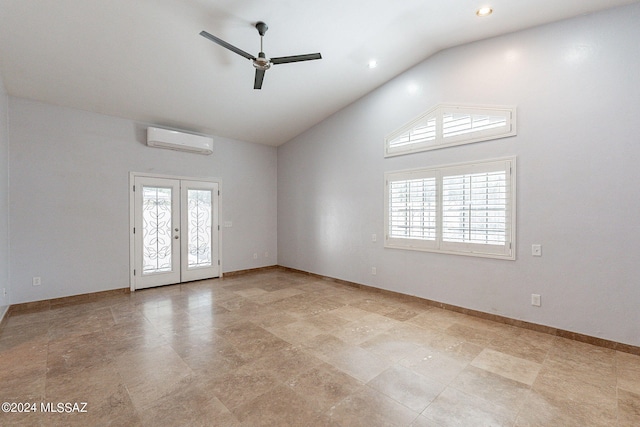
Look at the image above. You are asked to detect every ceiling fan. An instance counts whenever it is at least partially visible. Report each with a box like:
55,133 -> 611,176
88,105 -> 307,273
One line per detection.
200,22 -> 322,90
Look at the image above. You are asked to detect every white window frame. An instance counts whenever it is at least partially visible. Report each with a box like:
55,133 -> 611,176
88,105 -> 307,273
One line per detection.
385,104 -> 517,157
384,157 -> 516,260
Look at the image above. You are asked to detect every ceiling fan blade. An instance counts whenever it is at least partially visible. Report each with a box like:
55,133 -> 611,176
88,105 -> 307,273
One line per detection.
270,53 -> 322,65
199,30 -> 255,60
254,69 -> 266,90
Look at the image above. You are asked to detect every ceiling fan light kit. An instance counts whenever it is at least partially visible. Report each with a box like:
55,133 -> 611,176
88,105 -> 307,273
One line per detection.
200,21 -> 322,90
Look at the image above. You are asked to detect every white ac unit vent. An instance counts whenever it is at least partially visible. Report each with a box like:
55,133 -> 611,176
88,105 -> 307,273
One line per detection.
147,127 -> 213,155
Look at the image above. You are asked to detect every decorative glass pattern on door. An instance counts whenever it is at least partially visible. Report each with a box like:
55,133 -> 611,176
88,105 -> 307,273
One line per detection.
187,189 -> 212,268
142,186 -> 173,274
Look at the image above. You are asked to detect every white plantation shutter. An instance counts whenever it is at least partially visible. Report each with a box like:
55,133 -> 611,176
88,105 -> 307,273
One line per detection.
386,170 -> 437,250
389,178 -> 436,239
386,112 -> 437,155
388,118 -> 437,150
385,104 -> 516,157
385,158 -> 515,259
442,110 -> 509,139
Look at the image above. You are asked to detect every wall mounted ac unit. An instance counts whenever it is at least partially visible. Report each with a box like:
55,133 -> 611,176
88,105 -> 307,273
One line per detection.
147,127 -> 213,155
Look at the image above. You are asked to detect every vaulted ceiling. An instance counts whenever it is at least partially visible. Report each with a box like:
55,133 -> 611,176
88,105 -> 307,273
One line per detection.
1,0 -> 637,146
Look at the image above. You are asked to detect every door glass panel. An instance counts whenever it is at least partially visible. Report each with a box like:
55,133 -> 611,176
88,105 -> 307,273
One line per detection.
187,189 -> 212,268
142,186 -> 173,274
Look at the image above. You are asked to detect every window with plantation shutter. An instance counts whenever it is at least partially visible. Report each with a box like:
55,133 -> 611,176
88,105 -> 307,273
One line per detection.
384,157 -> 515,259
387,171 -> 437,250
385,104 -> 516,157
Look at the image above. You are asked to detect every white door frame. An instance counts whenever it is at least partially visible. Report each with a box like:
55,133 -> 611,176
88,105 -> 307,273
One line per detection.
129,172 -> 223,291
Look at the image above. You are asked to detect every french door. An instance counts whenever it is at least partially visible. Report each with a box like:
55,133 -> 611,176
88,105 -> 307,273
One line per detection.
131,175 -> 220,290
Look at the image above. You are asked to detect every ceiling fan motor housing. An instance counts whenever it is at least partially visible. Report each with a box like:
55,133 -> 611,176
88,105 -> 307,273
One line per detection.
253,52 -> 271,70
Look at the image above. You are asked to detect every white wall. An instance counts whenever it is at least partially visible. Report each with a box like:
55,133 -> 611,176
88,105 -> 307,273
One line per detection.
278,4 -> 640,346
8,98 -> 277,304
0,75 -> 9,318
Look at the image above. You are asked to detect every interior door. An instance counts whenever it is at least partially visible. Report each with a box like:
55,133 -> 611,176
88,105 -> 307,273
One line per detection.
132,176 -> 219,290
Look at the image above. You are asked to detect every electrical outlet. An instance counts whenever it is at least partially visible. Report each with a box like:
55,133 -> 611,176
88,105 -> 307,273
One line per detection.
371,267 -> 377,275
372,234 -> 377,242
531,294 -> 541,307
532,244 -> 542,257
253,253 -> 258,260
32,277 -> 42,286
2,288 -> 6,296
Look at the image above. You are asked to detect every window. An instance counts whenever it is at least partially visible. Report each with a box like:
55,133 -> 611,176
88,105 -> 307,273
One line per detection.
385,104 -> 516,157
384,157 -> 515,259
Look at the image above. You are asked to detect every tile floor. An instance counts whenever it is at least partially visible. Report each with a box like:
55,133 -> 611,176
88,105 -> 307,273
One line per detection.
0,269 -> 638,426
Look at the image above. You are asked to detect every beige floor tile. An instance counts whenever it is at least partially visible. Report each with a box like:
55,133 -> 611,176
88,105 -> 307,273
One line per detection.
328,385 -> 419,427
617,351 -> 640,395
399,346 -> 470,385
305,311 -> 352,332
0,336 -> 47,401
407,308 -> 466,331
367,365 -> 445,412
516,389 -> 618,427
0,319 -> 50,344
350,298 -> 398,316
48,307 -> 115,340
46,331 -> 112,377
329,305 -> 372,321
1,309 -> 52,328
247,344 -> 324,381
421,329 -> 484,361
46,376 -> 140,427
449,365 -> 530,410
140,377 -> 240,427
232,287 -> 268,298
618,389 -> 640,427
286,362 -> 364,412
532,363 -> 617,409
359,331 -> 422,362
410,414 -> 445,427
302,333 -> 353,360
487,334 -> 552,364
380,323 -> 442,348
203,365 -> 280,412
325,342 -> 393,383
547,337 -> 616,369
422,387 -> 517,427
266,318 -> 328,344
247,287 -> 306,304
384,306 -> 421,322
471,348 -> 542,386
249,310 -> 299,329
217,321 -> 282,345
114,344 -> 194,410
445,322 -> 501,347
235,384 -> 334,426
332,313 -> 399,345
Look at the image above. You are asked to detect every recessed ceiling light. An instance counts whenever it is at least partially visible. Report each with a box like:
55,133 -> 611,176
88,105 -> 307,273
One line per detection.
368,60 -> 378,69
476,7 -> 493,17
